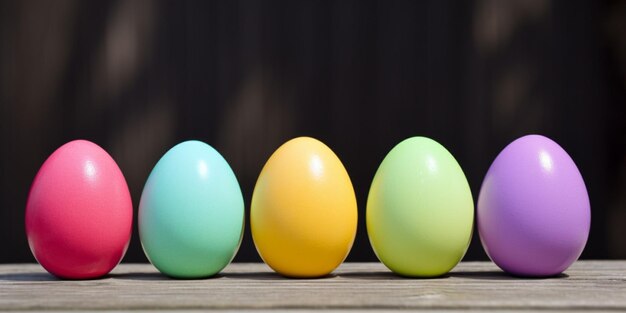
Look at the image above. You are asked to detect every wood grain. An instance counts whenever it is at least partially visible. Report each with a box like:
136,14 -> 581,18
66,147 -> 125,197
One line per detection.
0,261 -> 624,311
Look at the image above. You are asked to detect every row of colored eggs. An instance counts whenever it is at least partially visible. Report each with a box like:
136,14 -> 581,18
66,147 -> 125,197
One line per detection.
25,135 -> 590,279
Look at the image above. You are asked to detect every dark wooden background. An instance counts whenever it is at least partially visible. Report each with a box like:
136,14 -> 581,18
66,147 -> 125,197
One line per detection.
1,0 -> 625,263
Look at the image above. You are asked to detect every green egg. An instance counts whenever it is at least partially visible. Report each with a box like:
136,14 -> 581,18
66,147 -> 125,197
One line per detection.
366,137 -> 474,277
139,140 -> 244,278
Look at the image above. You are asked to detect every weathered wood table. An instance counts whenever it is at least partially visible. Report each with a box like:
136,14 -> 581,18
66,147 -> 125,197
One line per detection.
0,261 -> 624,312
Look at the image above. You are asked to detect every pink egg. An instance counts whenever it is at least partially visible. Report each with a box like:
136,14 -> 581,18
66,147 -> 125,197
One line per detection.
25,140 -> 132,279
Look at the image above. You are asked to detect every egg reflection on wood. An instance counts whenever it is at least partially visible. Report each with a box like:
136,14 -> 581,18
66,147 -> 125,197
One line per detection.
477,135 -> 590,277
25,140 -> 133,279
251,137 -> 358,278
139,140 -> 244,278
366,137 -> 474,277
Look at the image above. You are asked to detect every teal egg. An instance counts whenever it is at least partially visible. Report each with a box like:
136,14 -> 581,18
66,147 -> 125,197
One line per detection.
139,140 -> 244,278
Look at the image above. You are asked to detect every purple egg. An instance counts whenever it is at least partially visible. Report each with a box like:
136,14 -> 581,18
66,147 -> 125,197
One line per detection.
478,134 -> 590,277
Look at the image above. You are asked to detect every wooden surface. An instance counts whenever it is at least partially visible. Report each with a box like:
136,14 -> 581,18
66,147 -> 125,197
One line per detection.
0,261 -> 625,312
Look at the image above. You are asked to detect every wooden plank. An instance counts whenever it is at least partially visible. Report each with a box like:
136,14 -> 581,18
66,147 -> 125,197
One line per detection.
0,261 -> 624,311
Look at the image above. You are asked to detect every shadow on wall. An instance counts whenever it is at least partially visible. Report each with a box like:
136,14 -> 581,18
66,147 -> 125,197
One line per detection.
0,0 -> 625,262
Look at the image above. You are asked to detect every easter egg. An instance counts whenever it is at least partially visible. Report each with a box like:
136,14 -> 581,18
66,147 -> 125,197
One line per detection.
477,134 -> 590,277
139,140 -> 244,278
251,137 -> 357,277
25,140 -> 132,279
367,137 -> 474,277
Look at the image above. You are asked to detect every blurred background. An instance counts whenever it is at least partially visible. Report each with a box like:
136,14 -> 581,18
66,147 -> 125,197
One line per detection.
0,0 -> 625,263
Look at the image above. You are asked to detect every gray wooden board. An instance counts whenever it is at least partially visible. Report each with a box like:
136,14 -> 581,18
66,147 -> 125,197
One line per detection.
0,261 -> 624,311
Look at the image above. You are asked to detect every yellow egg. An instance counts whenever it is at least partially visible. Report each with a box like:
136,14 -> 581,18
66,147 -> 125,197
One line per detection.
251,137 -> 357,277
